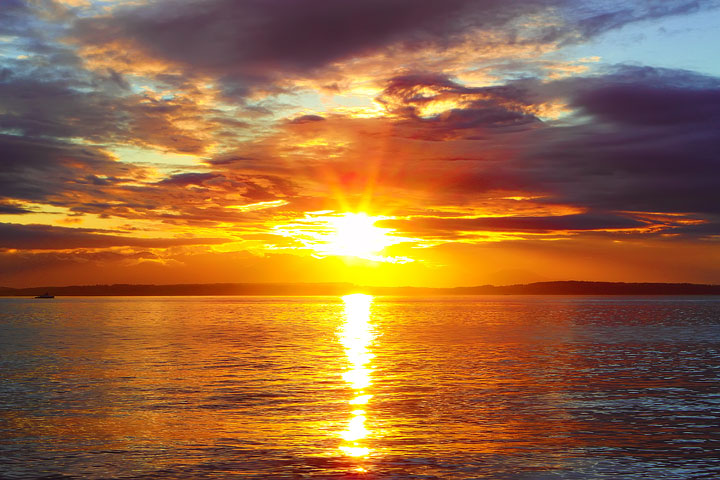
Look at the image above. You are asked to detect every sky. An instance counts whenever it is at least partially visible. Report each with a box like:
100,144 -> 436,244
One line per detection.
2,0 -> 720,288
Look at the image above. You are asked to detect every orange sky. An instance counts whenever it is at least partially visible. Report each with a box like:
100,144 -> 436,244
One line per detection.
2,0 -> 720,287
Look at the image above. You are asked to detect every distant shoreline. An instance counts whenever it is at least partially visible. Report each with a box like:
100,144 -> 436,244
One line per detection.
2,281 -> 720,297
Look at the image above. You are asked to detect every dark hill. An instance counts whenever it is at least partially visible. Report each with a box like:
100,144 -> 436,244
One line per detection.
2,281 -> 720,296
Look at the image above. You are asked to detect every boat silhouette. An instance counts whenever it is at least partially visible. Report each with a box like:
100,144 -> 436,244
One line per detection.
34,292 -> 55,299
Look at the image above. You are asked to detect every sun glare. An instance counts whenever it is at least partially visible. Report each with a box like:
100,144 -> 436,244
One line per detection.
323,213 -> 396,260
271,211 -> 415,263
338,293 -> 375,459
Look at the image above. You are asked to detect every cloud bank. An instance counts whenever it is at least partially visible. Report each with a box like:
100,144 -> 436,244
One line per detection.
1,0 -> 719,286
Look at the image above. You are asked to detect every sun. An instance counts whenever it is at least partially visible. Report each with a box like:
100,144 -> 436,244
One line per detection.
322,213 -> 395,260
271,211 -> 415,263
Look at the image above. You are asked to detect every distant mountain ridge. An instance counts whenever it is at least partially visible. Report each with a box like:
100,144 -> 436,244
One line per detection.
2,281 -> 720,296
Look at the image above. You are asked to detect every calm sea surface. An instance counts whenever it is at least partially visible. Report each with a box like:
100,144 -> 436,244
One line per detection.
1,295 -> 719,479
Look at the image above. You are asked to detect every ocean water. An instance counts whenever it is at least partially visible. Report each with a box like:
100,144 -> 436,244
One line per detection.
1,295 -> 719,479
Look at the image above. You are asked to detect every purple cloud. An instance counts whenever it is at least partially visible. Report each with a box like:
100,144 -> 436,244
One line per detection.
0,222 -> 227,250
523,67 -> 720,216
380,213 -> 647,237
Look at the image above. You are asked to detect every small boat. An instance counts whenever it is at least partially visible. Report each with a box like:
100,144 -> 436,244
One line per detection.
34,292 -> 54,299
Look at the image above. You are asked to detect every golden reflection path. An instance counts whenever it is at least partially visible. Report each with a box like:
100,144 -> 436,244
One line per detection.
338,294 -> 375,467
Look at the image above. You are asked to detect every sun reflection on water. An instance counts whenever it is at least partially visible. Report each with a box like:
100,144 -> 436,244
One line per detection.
338,294 -> 375,461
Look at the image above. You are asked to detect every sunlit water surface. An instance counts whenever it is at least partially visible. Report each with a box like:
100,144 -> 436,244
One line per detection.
1,295 -> 720,479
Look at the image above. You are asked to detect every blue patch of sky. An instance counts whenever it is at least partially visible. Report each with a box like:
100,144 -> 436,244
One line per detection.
0,35 -> 23,59
111,145 -> 209,170
263,92 -> 322,117
560,6 -> 720,77
269,90 -> 375,118
63,0 -> 138,18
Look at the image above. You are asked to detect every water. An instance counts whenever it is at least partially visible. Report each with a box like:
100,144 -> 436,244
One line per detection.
1,295 -> 719,479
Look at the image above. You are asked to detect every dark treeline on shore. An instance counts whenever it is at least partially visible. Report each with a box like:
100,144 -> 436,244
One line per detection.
3,281 -> 720,297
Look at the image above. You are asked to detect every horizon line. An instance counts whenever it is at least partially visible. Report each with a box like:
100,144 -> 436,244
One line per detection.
3,280 -> 720,296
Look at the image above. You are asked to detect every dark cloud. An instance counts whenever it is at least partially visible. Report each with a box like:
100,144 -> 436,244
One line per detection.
288,115 -> 326,124
158,172 -> 220,186
572,1 -> 706,40
523,67 -> 720,217
80,175 -> 127,186
0,25 -> 256,155
153,171 -> 295,201
378,74 -> 539,136
207,155 -> 256,166
571,71 -> 720,126
72,0 -> 714,98
0,0 -> 33,36
0,203 -> 32,215
0,75 -> 126,140
0,133 -> 137,203
669,220 -> 720,237
0,71 -> 223,154
45,167 -> 301,224
0,222 -> 227,250
75,0 -> 490,91
380,213 -> 647,237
